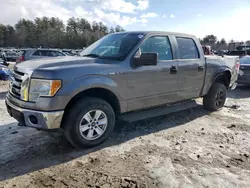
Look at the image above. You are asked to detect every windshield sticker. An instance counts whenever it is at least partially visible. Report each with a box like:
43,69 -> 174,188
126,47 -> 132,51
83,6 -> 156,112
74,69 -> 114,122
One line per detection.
138,35 -> 144,39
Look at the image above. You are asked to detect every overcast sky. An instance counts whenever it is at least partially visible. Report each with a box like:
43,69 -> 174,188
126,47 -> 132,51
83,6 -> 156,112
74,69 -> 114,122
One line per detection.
1,0 -> 250,41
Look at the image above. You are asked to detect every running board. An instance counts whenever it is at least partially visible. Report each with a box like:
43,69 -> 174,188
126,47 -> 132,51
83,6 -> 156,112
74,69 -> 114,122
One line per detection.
119,100 -> 197,122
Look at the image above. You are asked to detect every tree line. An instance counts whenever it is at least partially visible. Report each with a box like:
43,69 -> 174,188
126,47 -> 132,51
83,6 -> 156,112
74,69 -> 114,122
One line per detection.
0,17 -> 249,50
200,34 -> 250,51
0,17 -> 125,49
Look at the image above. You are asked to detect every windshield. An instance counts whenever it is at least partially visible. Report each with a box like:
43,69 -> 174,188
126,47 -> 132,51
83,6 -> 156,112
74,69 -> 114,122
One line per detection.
80,33 -> 144,60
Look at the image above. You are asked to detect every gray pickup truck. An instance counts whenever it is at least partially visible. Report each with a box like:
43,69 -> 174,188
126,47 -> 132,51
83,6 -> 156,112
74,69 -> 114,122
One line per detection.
6,31 -> 239,148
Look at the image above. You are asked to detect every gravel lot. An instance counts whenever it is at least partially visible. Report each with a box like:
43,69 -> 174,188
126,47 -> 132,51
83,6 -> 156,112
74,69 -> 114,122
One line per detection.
0,81 -> 250,188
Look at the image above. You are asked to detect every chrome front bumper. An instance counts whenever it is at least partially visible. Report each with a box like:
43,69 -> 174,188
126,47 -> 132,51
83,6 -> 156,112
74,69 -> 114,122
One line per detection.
6,98 -> 64,129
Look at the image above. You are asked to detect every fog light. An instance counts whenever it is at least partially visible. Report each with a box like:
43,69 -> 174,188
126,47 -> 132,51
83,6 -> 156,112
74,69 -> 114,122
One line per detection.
29,115 -> 38,124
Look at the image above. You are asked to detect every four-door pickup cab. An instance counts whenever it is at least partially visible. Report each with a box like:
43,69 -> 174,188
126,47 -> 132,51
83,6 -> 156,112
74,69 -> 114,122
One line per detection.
6,31 -> 239,148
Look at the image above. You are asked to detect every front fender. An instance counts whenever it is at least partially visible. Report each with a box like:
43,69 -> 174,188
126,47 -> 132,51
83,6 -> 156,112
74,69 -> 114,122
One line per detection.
62,75 -> 122,100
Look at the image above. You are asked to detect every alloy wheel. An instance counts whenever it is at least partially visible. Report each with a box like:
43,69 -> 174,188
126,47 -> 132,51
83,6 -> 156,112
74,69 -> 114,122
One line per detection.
79,110 -> 108,140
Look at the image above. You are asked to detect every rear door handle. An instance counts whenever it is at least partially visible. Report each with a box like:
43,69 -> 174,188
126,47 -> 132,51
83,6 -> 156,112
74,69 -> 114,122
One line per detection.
198,65 -> 204,72
170,65 -> 178,74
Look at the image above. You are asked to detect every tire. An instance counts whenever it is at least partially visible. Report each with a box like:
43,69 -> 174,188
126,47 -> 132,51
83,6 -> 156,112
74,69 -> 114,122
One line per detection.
203,83 -> 227,111
63,97 -> 115,148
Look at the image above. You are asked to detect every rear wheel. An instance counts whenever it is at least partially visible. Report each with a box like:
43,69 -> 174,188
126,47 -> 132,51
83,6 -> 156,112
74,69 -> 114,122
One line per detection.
64,97 -> 115,148
203,83 -> 227,111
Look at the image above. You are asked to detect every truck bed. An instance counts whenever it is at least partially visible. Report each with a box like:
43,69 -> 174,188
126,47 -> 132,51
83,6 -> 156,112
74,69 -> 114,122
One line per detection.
205,55 -> 239,88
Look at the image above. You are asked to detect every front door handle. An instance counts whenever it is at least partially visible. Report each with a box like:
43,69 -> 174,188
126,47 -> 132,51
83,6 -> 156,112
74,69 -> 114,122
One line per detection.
198,65 -> 204,72
170,65 -> 178,74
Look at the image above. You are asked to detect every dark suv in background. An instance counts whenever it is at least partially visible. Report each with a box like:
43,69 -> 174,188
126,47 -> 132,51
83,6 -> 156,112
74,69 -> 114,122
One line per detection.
16,49 -> 67,63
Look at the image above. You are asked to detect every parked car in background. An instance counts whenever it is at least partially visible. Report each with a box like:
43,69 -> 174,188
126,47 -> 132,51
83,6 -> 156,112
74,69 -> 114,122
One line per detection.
16,49 -> 67,63
227,42 -> 250,57
6,31 -> 239,148
0,58 -> 9,66
214,50 -> 227,56
61,49 -> 76,56
72,49 -> 82,56
236,45 -> 250,51
5,51 -> 18,62
0,52 -> 4,63
0,51 -> 9,66
227,50 -> 250,57
238,56 -> 250,86
0,65 -> 11,80
62,51 -> 73,56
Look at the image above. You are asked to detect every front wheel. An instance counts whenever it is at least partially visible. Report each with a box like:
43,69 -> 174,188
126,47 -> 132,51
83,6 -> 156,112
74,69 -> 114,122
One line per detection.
203,83 -> 227,111
64,97 -> 115,148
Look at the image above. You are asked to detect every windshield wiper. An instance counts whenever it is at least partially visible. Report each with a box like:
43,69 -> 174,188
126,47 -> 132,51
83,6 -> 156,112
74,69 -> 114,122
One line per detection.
82,53 -> 100,58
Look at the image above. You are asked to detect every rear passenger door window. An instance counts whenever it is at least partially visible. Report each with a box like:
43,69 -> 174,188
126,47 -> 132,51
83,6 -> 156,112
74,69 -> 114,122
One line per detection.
40,51 -> 53,57
176,37 -> 199,59
32,51 -> 42,56
51,51 -> 65,57
140,36 -> 173,61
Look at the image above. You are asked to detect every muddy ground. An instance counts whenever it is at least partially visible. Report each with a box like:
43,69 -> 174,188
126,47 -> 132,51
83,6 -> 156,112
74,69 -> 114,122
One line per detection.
0,81 -> 250,188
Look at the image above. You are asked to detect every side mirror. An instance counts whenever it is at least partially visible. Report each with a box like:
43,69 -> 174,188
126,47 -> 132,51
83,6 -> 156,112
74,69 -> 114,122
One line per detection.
132,53 -> 158,67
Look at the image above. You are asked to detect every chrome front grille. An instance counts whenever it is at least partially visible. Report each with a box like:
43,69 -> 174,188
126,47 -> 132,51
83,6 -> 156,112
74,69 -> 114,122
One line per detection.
10,70 -> 25,99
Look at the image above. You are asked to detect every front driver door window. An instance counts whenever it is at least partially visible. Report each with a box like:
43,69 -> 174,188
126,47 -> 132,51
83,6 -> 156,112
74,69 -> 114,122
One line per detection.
140,36 -> 173,61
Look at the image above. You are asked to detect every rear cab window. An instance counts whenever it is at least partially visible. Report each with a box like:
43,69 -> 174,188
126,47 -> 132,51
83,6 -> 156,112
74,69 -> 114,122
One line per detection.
176,37 -> 200,59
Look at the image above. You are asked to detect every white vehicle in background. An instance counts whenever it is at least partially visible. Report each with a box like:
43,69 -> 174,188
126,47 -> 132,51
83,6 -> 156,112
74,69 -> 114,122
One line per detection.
16,49 -> 67,63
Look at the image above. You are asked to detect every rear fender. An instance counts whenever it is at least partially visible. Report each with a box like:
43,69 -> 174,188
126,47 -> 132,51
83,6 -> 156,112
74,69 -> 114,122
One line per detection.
212,67 -> 231,84
202,67 -> 231,96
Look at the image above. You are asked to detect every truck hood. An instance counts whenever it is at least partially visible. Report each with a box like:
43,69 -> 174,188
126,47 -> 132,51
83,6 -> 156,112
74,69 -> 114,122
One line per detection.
15,56 -> 98,70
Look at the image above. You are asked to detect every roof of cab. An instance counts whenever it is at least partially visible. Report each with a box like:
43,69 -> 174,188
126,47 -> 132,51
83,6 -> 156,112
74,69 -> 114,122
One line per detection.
111,31 -> 196,38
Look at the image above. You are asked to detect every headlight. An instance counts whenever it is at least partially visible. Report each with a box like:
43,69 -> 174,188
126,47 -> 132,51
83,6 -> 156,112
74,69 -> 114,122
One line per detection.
29,79 -> 61,101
